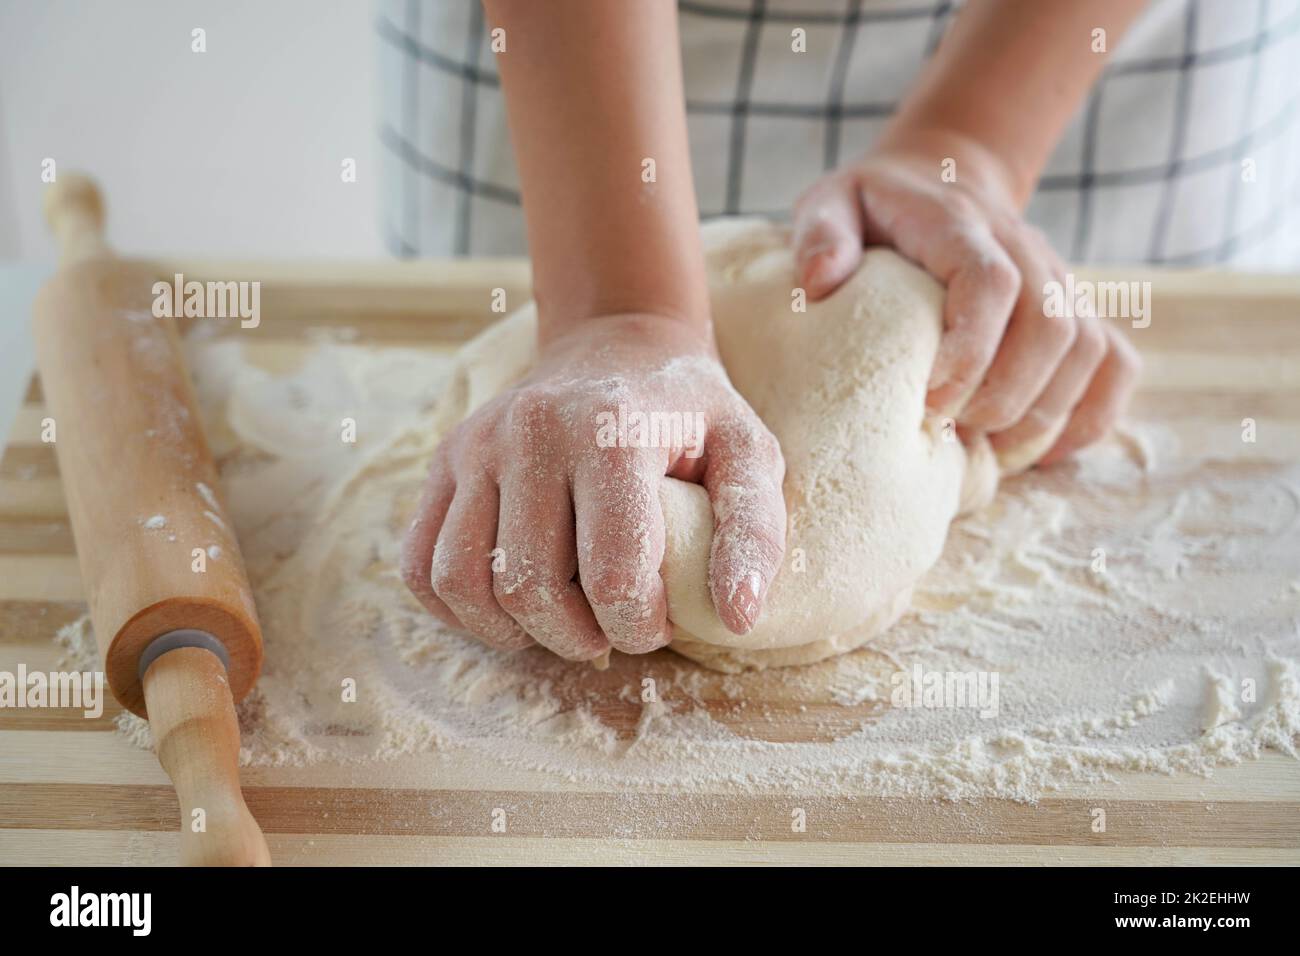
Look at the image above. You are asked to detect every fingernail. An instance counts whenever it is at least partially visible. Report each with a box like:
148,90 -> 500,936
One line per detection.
800,241 -> 837,264
803,251 -> 837,292
732,572 -> 764,633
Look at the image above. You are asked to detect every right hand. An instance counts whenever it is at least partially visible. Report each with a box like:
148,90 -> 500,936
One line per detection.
401,313 -> 788,661
791,129 -> 1141,468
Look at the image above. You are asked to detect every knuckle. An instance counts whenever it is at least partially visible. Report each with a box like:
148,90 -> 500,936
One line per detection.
583,569 -> 664,652
584,568 -> 650,613
969,391 -> 1025,432
611,633 -> 665,655
1007,222 -> 1059,269
1071,415 -> 1110,448
1019,222 -> 1052,249
504,389 -> 560,438
492,571 -> 560,618
491,573 -> 528,614
1012,405 -> 1061,438
425,446 -> 454,479
589,414 -> 644,464
400,551 -> 430,596
943,191 -> 981,222
493,590 -> 532,620
448,418 -> 498,471
455,408 -> 495,445
719,415 -> 785,470
940,372 -> 980,410
981,256 -> 1022,300
985,400 -> 1024,432
430,555 -> 478,609
1074,319 -> 1108,364
1038,311 -> 1079,353
747,425 -> 785,473
943,347 -> 996,399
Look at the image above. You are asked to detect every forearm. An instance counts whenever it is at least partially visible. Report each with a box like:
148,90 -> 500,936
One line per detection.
880,0 -> 1148,206
484,0 -> 708,342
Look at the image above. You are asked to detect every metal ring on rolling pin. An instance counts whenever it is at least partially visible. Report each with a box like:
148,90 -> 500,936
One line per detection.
137,629 -> 232,680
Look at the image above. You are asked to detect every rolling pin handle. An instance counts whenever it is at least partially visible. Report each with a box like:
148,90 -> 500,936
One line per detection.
43,173 -> 110,266
142,644 -> 271,867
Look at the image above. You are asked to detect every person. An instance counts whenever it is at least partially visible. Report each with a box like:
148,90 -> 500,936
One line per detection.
395,0 -> 1300,662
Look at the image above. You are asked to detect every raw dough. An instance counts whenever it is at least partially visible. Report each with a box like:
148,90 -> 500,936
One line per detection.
433,219 -> 998,670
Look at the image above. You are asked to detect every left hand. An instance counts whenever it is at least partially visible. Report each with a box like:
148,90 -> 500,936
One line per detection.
789,128 -> 1140,467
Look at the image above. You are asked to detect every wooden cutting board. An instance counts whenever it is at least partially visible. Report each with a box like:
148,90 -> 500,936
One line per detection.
2,258 -> 1298,866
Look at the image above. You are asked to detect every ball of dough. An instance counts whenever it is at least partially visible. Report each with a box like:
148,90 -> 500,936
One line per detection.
431,219 -> 997,671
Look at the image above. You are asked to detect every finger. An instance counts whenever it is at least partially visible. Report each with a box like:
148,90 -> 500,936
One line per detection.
988,314 -> 1108,471
400,458 -> 462,629
1040,323 -> 1143,465
494,471 -> 609,660
430,475 -> 533,651
573,448 -> 671,654
702,414 -> 787,635
859,190 -> 1021,414
959,232 -> 1077,431
924,229 -> 1021,414
792,176 -> 866,300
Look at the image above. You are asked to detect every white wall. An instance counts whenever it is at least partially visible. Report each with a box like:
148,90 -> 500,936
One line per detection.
0,0 -> 382,260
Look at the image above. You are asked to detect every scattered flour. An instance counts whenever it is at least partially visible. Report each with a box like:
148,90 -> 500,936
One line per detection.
195,482 -> 221,511
56,336 -> 1300,801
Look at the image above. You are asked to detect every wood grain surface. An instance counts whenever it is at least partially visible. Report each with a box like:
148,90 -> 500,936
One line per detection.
2,258 -> 1298,866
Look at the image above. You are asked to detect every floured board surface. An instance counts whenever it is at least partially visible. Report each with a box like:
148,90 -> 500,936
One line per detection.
2,259 -> 1299,866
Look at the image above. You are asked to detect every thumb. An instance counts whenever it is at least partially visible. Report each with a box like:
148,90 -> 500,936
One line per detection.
701,415 -> 788,635
792,177 -> 866,300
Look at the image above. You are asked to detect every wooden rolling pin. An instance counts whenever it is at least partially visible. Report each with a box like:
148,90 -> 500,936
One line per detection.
31,174 -> 270,866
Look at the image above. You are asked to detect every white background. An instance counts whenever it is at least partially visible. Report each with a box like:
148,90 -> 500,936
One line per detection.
0,0 -> 384,431
0,0 -> 382,260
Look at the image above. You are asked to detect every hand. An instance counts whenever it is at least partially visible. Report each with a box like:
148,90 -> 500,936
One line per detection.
401,314 -> 787,660
790,128 -> 1140,468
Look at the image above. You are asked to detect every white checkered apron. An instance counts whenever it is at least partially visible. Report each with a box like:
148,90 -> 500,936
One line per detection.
378,0 -> 1300,268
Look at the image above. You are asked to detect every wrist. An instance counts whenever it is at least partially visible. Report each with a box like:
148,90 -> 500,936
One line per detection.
536,298 -> 713,349
536,310 -> 719,364
530,254 -> 712,348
